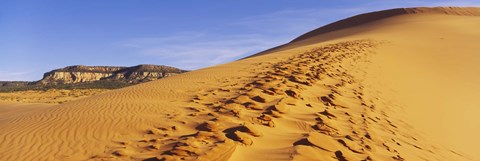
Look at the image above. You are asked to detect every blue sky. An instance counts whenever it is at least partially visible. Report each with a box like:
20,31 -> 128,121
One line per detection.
1,0 -> 479,81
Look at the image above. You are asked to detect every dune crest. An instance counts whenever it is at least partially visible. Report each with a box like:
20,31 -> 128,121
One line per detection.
290,7 -> 480,43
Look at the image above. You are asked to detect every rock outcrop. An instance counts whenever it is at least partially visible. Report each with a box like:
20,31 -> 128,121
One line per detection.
0,64 -> 187,91
38,64 -> 187,85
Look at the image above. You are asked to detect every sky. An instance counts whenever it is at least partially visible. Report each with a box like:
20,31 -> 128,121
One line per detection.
1,0 -> 479,81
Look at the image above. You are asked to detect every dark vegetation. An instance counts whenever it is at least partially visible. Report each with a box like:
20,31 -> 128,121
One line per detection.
0,80 -> 131,92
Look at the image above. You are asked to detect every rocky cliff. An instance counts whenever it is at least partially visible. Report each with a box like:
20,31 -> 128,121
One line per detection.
38,65 -> 187,85
0,64 -> 187,91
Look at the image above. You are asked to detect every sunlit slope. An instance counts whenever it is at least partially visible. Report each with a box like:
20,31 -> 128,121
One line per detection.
358,13 -> 480,160
0,7 -> 479,161
258,7 -> 480,160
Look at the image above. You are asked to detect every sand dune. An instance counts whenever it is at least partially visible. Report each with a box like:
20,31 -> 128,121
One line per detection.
0,102 -> 53,121
1,7 -> 480,161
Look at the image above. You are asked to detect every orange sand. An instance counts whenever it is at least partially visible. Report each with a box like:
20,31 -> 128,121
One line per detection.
0,7 -> 479,161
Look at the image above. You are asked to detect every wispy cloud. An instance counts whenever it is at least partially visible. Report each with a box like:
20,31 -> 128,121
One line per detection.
231,7 -> 367,35
120,33 -> 286,69
121,32 -> 207,49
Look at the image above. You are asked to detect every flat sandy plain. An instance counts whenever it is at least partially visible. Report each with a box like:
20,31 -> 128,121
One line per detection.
1,7 -> 479,161
0,89 -> 107,104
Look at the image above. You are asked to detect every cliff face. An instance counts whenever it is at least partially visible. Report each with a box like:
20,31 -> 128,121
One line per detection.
37,65 -> 187,85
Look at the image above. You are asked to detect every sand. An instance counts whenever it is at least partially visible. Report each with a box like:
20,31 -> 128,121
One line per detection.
0,102 -> 54,121
1,7 -> 479,161
0,89 -> 108,104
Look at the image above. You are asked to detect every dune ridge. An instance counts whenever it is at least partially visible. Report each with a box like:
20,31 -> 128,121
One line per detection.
290,7 -> 480,43
246,7 -> 480,59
